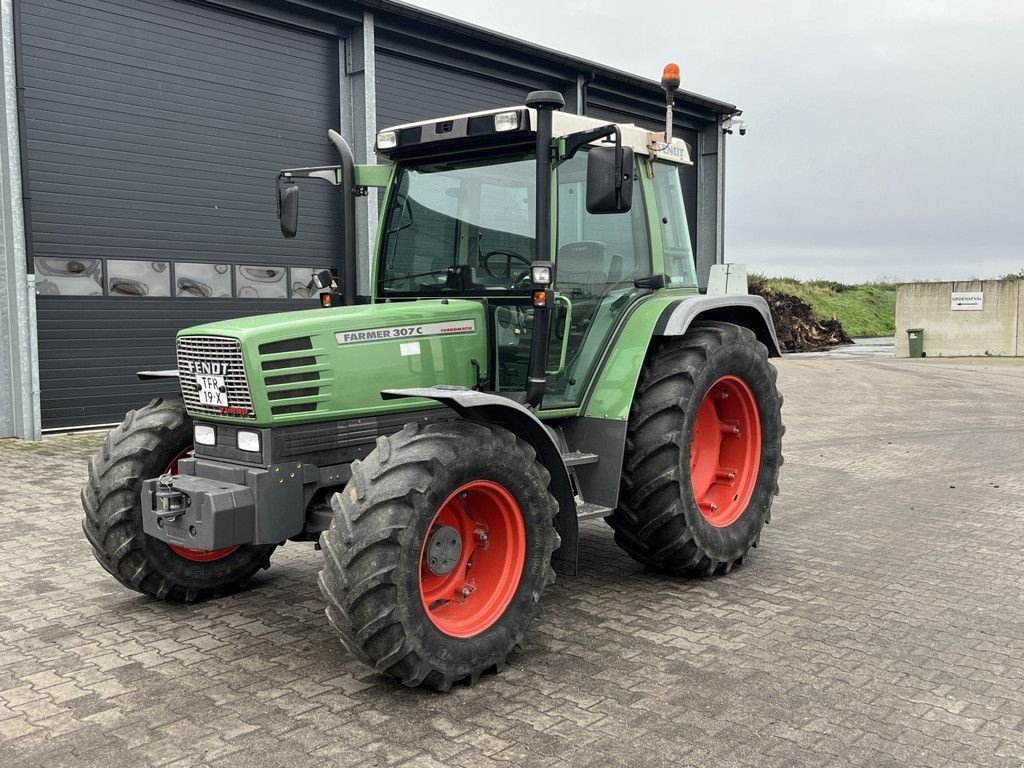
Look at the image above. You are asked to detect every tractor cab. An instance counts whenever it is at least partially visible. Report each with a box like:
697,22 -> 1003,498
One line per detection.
279,93 -> 699,412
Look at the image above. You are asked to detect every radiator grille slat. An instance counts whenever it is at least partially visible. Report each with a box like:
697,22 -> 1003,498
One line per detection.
176,335 -> 256,420
259,337 -> 322,410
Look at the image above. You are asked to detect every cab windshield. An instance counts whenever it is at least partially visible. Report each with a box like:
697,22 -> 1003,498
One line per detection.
378,153 -> 535,296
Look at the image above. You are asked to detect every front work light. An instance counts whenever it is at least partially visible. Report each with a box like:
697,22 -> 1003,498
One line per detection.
237,430 -> 261,453
194,424 -> 215,446
312,269 -> 333,290
376,130 -> 398,150
531,261 -> 554,286
494,111 -> 520,132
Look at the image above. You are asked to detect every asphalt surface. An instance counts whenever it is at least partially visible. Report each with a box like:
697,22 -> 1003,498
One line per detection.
1,356 -> 1022,767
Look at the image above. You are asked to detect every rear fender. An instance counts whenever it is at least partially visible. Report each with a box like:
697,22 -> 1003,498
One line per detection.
381,387 -> 579,576
656,294 -> 782,356
584,294 -> 781,423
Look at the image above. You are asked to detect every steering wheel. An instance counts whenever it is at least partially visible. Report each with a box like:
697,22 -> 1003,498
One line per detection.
482,249 -> 532,286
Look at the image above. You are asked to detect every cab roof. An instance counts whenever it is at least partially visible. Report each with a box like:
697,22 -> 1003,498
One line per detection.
376,106 -> 693,166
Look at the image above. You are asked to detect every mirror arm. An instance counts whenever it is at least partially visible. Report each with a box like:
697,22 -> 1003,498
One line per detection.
276,166 -> 342,185
562,124 -> 619,161
611,127 -> 624,201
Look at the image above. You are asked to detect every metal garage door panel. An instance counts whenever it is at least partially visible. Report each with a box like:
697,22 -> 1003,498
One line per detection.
35,296 -> 301,427
20,0 -> 342,428
375,51 -> 538,127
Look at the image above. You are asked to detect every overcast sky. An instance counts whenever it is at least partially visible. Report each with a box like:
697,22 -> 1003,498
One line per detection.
403,0 -> 1023,282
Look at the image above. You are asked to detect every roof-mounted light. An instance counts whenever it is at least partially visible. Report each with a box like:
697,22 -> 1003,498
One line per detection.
493,111 -> 520,132
376,130 -> 397,150
661,62 -> 680,92
660,62 -> 681,142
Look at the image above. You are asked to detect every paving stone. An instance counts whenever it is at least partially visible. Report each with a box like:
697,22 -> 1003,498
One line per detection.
1,357 -> 1023,767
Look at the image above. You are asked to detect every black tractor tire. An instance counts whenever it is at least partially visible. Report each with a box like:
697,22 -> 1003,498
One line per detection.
318,420 -> 559,691
81,397 -> 276,602
608,321 -> 784,576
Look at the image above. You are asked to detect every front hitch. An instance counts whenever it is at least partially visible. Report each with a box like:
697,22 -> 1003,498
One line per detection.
153,475 -> 189,522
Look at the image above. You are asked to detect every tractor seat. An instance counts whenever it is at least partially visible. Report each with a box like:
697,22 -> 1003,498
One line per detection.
556,241 -> 609,296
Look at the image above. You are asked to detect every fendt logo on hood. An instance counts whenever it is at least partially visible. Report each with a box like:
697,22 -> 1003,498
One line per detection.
184,360 -> 231,376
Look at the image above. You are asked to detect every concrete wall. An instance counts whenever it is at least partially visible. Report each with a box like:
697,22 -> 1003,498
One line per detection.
895,279 -> 1022,357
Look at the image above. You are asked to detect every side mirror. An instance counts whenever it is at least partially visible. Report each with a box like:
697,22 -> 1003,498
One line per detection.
278,183 -> 299,238
586,146 -> 634,214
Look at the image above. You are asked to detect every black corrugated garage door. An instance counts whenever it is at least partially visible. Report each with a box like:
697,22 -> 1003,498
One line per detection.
375,49 -> 543,128
20,0 -> 343,428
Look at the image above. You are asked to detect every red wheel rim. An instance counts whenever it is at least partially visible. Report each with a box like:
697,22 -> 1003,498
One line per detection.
165,446 -> 192,475
418,480 -> 526,638
162,444 -> 240,563
690,375 -> 762,528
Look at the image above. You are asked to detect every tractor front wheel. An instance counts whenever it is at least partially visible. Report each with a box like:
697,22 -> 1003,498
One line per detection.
609,321 -> 784,576
81,397 -> 276,602
318,420 -> 558,690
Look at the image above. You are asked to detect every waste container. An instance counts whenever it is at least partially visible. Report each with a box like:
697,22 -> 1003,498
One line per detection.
906,328 -> 925,358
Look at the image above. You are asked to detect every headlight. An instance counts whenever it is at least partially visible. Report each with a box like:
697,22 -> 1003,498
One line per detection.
493,111 -> 520,132
237,430 -> 261,453
376,130 -> 397,150
194,424 -> 216,446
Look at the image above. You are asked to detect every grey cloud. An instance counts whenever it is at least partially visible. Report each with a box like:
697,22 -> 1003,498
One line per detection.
404,0 -> 1024,281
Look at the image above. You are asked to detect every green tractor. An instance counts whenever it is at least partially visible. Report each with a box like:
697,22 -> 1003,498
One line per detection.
82,69 -> 784,690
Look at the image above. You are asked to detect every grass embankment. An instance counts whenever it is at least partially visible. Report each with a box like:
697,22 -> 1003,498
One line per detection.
749,275 -> 897,338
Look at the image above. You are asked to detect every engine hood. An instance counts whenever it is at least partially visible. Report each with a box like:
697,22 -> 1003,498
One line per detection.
176,299 -> 488,426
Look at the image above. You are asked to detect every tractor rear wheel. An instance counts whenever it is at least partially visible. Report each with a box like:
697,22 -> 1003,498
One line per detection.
609,321 -> 783,576
318,420 -> 558,690
81,397 -> 276,602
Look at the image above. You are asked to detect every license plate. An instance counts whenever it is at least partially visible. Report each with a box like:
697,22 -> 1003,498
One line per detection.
196,375 -> 228,407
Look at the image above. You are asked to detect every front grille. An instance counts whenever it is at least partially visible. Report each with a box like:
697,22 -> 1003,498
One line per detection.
258,336 -> 324,416
176,335 -> 256,419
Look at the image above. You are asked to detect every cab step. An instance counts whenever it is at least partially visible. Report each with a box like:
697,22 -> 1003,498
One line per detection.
576,501 -> 614,520
562,451 -> 599,467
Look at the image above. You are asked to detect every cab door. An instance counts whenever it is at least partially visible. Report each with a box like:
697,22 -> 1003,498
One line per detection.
541,151 -> 653,409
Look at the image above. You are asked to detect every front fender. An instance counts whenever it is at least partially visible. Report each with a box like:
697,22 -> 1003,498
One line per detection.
381,387 -> 579,576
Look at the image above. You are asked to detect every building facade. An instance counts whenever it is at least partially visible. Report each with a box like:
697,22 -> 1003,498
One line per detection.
0,0 -> 739,436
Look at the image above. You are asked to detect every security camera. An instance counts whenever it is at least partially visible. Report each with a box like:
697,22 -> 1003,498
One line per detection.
722,117 -> 747,136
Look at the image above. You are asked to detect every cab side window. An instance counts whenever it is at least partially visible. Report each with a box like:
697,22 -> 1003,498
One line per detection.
651,162 -> 697,287
557,153 -> 651,292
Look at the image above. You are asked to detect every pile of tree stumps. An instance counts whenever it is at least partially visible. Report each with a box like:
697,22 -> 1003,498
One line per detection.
749,283 -> 853,352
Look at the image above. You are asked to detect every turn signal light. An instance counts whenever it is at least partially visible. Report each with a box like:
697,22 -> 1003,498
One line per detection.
532,289 -> 547,307
321,293 -> 332,307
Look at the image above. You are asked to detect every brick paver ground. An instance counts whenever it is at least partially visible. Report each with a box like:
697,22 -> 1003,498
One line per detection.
1,356 -> 1022,767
